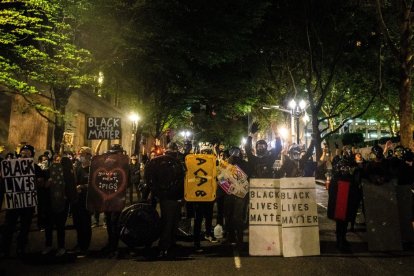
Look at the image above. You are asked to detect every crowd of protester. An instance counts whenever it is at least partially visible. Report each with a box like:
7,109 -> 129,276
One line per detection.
0,132 -> 413,260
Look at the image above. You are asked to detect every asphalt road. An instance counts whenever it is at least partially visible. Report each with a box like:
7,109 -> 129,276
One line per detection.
0,183 -> 413,276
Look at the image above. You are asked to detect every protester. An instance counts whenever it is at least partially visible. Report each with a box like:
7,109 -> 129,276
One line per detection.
0,145 -> 46,258
327,150 -> 363,252
144,142 -> 185,258
71,146 -> 93,255
129,154 -> 141,204
191,145 -> 218,253
224,146 -> 250,248
244,122 -> 282,178
101,144 -> 126,258
42,154 -> 76,257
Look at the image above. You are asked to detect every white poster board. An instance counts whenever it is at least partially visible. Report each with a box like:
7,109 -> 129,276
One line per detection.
249,178 -> 282,256
280,177 -> 320,257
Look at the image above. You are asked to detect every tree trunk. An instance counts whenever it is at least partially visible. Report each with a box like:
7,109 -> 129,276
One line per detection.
399,6 -> 413,148
53,87 -> 71,153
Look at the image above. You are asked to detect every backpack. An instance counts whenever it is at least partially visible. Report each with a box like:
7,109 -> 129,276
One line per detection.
145,155 -> 184,199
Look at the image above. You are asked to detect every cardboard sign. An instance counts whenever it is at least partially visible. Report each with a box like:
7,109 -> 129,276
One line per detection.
87,153 -> 129,212
87,117 -> 122,140
184,154 -> 217,202
280,177 -> 320,257
217,160 -> 249,198
0,158 -> 38,209
249,178 -> 282,256
362,179 -> 403,251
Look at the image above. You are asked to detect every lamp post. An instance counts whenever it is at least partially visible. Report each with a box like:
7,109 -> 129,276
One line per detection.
128,112 -> 141,156
288,99 -> 307,145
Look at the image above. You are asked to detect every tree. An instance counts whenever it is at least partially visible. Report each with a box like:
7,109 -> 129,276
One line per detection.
0,0 -> 92,151
249,1 -> 381,158
375,0 -> 414,148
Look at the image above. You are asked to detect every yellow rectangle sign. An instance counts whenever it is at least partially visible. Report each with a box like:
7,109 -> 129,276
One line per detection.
185,154 -> 217,202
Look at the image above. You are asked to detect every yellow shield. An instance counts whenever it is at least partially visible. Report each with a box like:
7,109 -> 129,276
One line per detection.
185,154 -> 217,201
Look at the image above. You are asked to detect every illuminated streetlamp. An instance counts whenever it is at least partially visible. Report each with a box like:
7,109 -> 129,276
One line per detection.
288,99 -> 307,145
180,130 -> 191,140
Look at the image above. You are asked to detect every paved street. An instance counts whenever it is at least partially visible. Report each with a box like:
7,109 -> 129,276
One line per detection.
0,183 -> 413,276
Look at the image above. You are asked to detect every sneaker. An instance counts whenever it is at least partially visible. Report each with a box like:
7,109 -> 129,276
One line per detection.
56,248 -> 66,257
194,244 -> 204,253
42,246 -> 53,255
204,235 -> 218,243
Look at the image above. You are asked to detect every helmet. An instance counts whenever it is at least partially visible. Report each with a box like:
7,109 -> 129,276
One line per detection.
108,144 -> 124,153
229,146 -> 241,158
394,146 -> 405,160
333,157 -> 355,176
79,146 -> 92,155
20,145 -> 35,157
371,145 -> 384,159
255,140 -> 268,157
166,142 -> 178,152
288,145 -> 301,160
200,143 -> 213,154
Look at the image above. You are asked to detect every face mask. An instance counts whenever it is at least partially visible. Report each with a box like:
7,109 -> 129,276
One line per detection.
79,156 -> 86,163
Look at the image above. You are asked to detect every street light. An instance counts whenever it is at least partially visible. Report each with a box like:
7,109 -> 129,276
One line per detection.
288,99 -> 307,145
128,112 -> 141,156
180,130 -> 191,140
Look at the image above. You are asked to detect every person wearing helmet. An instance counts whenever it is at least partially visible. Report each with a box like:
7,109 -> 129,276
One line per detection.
365,144 -> 392,185
244,123 -> 282,178
1,144 -> 47,258
223,146 -> 250,247
327,153 -> 362,253
144,141 -> 185,258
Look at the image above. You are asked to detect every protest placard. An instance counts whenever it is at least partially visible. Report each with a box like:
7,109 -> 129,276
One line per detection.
87,153 -> 129,212
184,154 -> 217,202
280,177 -> 320,257
86,117 -> 122,140
217,160 -> 249,198
0,158 -> 38,209
249,178 -> 282,256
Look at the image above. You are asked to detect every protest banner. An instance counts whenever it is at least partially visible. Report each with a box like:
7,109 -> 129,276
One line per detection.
184,154 -> 217,202
280,177 -> 320,257
86,117 -> 122,140
362,179 -> 403,251
217,160 -> 249,198
87,153 -> 129,212
0,158 -> 37,209
249,178 -> 282,256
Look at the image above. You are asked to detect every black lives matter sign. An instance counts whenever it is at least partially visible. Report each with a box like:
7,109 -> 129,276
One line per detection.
0,159 -> 38,209
87,117 -> 122,140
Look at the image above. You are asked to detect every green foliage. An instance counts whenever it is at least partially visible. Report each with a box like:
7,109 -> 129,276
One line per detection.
0,0 -> 92,113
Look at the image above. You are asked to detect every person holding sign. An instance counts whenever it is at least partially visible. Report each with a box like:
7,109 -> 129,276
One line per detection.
0,145 -> 46,258
224,146 -> 251,247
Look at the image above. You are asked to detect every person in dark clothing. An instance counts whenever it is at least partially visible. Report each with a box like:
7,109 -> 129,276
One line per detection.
1,145 -> 46,258
42,155 -> 76,257
224,147 -> 251,247
144,142 -> 185,258
101,144 -> 127,258
244,123 -> 282,178
71,146 -> 92,255
327,153 -> 363,252
129,154 -> 141,204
